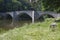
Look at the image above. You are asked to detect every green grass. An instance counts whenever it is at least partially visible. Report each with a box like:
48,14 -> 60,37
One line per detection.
0,18 -> 60,40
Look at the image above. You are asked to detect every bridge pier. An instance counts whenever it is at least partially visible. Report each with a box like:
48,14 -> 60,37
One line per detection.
12,12 -> 19,26
32,11 -> 34,23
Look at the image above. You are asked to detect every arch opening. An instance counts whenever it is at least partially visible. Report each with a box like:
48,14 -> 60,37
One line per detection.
38,14 -> 54,22
0,15 -> 4,24
0,15 -> 5,27
5,14 -> 12,24
6,14 -> 12,20
18,13 -> 32,21
17,13 -> 32,26
0,15 -> 4,20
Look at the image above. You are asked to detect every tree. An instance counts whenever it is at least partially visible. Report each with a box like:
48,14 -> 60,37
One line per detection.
0,0 -> 60,12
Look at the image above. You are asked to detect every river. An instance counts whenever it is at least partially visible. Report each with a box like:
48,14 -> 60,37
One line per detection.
0,19 -> 32,29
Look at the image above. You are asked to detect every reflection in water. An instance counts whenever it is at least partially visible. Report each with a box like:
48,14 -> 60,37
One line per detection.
17,20 -> 32,26
0,20 -> 32,29
0,19 -> 42,29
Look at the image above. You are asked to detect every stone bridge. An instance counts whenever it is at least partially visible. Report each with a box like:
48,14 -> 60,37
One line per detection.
0,11 -> 60,23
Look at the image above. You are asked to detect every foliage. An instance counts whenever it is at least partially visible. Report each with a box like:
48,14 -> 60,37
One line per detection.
0,19 -> 60,40
0,0 -> 60,12
41,0 -> 60,12
30,0 -> 60,12
55,18 -> 60,22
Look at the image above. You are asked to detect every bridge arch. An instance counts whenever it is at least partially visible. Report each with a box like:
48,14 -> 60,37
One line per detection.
17,13 -> 32,21
16,11 -> 33,18
5,14 -> 12,20
37,14 -> 54,22
5,14 -> 12,24
41,14 -> 54,18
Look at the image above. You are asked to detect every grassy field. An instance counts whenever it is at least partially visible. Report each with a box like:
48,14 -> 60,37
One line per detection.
0,18 -> 60,40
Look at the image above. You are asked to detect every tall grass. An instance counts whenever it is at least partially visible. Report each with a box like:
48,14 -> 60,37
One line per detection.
0,18 -> 60,40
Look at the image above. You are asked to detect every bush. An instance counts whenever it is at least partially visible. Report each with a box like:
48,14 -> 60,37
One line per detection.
55,18 -> 60,22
